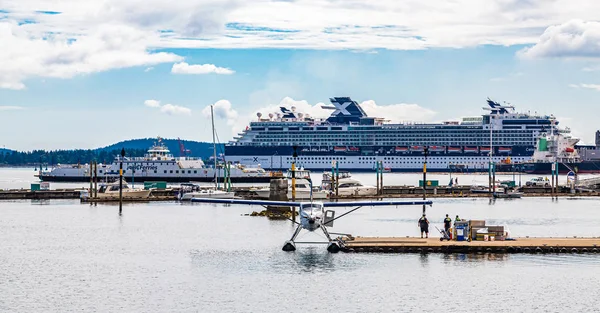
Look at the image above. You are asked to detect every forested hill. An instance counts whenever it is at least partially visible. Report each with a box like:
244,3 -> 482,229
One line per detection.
0,138 -> 225,166
100,138 -> 224,158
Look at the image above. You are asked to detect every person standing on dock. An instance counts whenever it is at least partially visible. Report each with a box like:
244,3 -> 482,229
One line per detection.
444,214 -> 452,233
418,214 -> 429,238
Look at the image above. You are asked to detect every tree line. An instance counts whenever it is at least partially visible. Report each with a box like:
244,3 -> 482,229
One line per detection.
0,149 -> 148,166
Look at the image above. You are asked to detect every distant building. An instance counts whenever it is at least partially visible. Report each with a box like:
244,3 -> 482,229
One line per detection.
596,130 -> 600,147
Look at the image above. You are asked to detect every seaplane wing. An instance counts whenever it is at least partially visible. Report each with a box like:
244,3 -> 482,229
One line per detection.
322,200 -> 432,207
190,198 -> 302,207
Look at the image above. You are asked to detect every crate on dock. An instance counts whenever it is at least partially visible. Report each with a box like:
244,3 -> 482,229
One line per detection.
469,220 -> 486,227
476,233 -> 493,241
40,182 -> 50,190
471,227 -> 486,240
31,183 -> 40,191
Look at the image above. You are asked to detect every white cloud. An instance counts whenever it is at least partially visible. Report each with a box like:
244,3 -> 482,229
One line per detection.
160,103 -> 192,115
359,100 -> 437,123
202,100 -> 239,126
3,0 -> 600,89
4,0 -> 600,55
569,83 -> 600,91
144,99 -> 161,107
0,106 -> 25,111
520,20 -> 600,59
172,62 -> 235,75
144,99 -> 191,115
144,67 -> 154,72
219,96 -> 437,137
0,21 -> 182,90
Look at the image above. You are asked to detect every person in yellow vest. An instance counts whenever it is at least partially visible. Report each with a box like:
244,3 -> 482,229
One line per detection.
444,214 -> 452,234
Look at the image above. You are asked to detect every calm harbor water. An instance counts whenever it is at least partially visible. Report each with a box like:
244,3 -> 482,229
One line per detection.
1,168 -> 600,312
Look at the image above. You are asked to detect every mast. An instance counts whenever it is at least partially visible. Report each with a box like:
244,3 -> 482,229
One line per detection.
211,105 -> 218,190
489,114 -> 493,194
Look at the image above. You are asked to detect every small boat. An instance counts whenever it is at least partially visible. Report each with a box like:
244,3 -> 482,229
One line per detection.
493,191 -> 523,199
178,183 -> 235,200
322,172 -> 377,196
430,146 -> 446,152
95,179 -> 151,199
470,185 -> 505,194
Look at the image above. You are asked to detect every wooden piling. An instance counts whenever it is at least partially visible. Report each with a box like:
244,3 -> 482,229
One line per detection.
93,161 -> 98,198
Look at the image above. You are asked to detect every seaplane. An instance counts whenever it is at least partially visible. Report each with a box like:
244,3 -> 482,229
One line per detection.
191,198 -> 432,253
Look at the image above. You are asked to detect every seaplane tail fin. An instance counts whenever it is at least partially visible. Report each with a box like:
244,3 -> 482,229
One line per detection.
190,198 -> 302,207
322,200 -> 433,207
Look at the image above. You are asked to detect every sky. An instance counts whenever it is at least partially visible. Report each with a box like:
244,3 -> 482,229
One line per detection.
1,0 -> 600,151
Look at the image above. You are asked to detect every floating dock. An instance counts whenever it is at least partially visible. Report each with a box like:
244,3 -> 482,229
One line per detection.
0,189 -> 177,201
341,237 -> 600,254
1,184 -> 599,201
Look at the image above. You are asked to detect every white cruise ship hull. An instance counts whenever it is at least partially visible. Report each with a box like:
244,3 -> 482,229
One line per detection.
227,155 -> 531,172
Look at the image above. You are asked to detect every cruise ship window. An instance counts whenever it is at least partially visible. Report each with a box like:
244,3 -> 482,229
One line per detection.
164,170 -> 167,173
170,170 -> 173,173
194,170 -> 197,174
154,170 -> 157,173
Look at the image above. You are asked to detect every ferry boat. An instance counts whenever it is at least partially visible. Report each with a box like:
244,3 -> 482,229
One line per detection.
37,138 -> 275,183
225,97 -> 568,172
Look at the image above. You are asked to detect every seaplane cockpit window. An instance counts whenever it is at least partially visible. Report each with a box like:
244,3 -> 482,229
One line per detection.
301,204 -> 322,213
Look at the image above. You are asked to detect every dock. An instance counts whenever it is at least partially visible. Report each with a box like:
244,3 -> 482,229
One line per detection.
340,237 -> 600,254
0,188 -> 178,201
0,189 -> 83,200
1,183 -> 599,201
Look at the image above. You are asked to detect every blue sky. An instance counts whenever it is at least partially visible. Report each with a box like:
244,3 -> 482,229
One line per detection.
1,1 -> 600,150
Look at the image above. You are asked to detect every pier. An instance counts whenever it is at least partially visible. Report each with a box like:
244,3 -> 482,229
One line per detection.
341,237 -> 600,254
1,184 -> 599,200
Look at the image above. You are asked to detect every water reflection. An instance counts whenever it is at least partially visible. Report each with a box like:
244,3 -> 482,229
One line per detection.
419,253 -> 429,267
30,199 -> 51,205
441,253 -> 509,263
293,247 -> 335,273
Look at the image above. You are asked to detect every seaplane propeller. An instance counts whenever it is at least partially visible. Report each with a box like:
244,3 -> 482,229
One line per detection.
190,198 -> 432,253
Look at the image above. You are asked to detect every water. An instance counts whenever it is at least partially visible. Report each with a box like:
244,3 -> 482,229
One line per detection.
1,168 -> 600,312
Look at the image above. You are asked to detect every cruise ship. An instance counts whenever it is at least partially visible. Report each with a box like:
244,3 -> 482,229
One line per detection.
225,97 -> 571,172
38,138 -> 275,183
